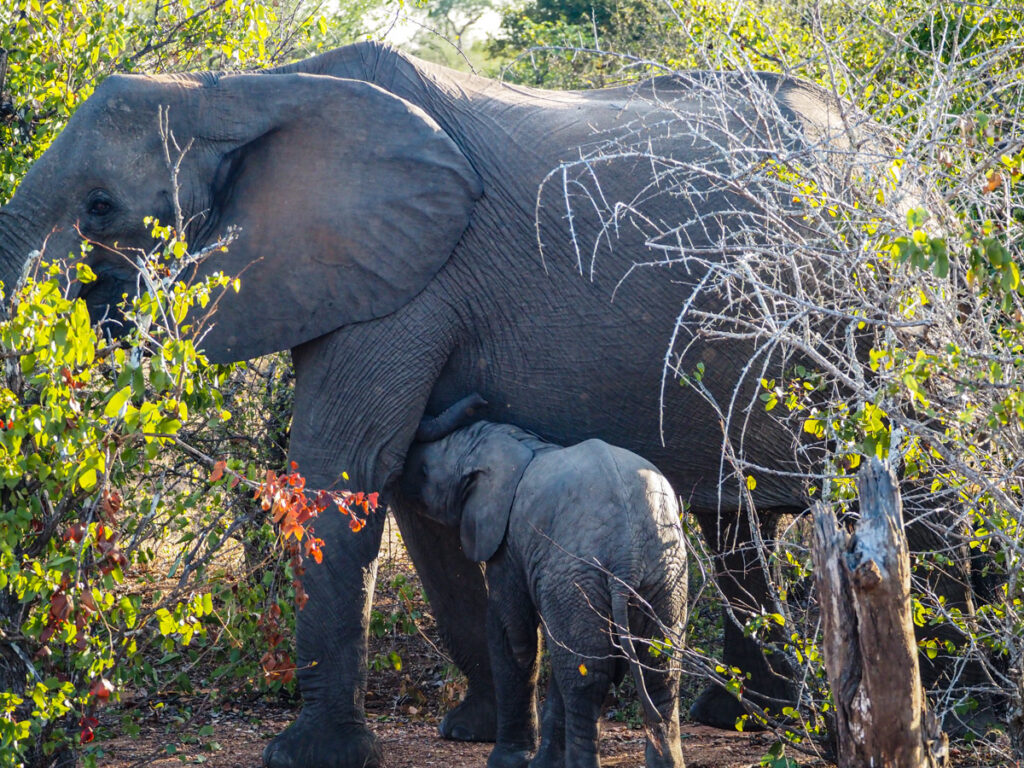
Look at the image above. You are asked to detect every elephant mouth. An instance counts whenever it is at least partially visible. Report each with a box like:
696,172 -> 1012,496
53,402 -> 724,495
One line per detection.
77,275 -> 135,340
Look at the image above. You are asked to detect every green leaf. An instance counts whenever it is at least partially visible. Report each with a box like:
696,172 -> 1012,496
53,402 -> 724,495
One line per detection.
931,239 -> 949,278
906,207 -> 926,229
78,468 -> 98,491
103,385 -> 132,419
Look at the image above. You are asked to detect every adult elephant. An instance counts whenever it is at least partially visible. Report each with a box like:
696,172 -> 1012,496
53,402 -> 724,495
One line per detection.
0,41 -> 882,767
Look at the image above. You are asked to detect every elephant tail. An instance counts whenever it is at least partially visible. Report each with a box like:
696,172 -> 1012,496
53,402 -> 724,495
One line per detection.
611,585 -> 663,726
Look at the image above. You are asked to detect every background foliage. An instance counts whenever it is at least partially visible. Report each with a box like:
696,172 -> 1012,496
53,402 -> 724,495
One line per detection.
0,2 -> 381,765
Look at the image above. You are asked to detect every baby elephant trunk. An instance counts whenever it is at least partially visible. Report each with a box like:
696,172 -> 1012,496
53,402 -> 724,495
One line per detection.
416,393 -> 488,442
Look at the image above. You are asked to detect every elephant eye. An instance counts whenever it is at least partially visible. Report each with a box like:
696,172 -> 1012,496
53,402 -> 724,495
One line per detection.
86,191 -> 115,218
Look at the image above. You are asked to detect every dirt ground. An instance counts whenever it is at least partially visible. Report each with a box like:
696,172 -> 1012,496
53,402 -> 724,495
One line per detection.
90,516 -> 827,767
100,514 -> 1008,767
96,707 -> 787,768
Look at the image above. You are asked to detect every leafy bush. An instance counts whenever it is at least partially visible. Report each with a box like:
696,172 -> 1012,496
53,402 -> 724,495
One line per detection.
0,3 -> 388,766
0,216 -> 381,766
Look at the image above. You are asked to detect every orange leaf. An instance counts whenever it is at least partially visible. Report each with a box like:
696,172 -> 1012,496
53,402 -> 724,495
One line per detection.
984,171 -> 1003,193
210,459 -> 226,482
272,499 -> 290,525
349,516 -> 366,533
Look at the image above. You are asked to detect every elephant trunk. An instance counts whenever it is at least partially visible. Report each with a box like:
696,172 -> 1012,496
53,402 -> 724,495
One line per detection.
0,203 -> 43,313
416,393 -> 488,442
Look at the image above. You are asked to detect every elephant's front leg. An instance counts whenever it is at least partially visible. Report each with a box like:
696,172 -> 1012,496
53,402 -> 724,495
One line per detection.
263,502 -> 389,768
263,319 -> 458,768
485,556 -> 541,768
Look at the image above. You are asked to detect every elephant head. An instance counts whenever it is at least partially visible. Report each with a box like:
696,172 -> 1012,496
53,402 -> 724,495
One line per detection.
0,70 -> 482,361
404,421 -> 535,562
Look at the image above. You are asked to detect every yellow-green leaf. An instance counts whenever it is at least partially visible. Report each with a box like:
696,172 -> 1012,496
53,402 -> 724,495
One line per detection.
103,386 -> 132,419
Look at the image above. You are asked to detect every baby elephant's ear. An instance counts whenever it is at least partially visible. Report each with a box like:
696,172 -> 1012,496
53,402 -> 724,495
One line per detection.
461,432 -> 534,562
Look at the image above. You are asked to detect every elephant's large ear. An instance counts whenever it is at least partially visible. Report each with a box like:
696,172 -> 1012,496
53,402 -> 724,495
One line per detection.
460,431 -> 534,562
186,72 -> 481,362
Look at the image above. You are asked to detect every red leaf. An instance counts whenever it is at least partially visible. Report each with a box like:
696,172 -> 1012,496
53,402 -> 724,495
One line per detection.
63,523 -> 85,543
89,678 -> 114,701
80,590 -> 97,615
349,516 -> 366,533
294,581 -> 309,610
210,459 -> 226,483
100,490 -> 122,521
50,594 -> 71,622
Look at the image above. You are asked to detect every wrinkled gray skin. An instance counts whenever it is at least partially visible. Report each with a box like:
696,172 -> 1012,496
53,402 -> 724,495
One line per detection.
402,419 -> 686,768
0,41 -> 952,768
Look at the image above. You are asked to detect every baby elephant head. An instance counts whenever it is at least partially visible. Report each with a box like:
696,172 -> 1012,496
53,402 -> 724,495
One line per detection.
403,422 -> 534,562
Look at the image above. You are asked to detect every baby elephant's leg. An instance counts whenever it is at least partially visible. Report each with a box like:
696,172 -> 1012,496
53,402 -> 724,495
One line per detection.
531,674 -> 565,768
486,561 -> 541,768
548,646 -> 611,768
639,657 -> 685,768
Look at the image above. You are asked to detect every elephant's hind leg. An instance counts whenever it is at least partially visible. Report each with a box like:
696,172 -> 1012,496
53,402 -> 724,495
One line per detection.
391,500 -> 498,741
547,647 -> 609,768
690,506 -> 799,730
531,674 -> 566,768
638,652 -> 684,768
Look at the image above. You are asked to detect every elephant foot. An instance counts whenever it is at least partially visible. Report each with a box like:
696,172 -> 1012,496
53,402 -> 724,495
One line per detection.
529,740 -> 564,768
689,684 -> 766,731
263,713 -> 383,768
941,695 -> 1007,740
439,689 -> 498,741
487,745 -> 533,768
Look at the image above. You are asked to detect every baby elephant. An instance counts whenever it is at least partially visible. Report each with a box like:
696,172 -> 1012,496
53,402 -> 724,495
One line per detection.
403,400 -> 687,768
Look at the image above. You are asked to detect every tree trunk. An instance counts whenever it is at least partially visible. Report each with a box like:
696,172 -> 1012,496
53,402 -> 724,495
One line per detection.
812,458 -> 949,768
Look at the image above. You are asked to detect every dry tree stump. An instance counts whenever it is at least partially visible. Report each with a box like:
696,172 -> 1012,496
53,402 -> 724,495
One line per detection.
812,458 -> 949,768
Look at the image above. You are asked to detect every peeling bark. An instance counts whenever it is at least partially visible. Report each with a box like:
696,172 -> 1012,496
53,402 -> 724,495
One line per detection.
812,459 -> 949,768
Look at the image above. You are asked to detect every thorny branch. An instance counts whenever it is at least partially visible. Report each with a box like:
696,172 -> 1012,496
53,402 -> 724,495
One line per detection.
530,0 -> 1024,757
